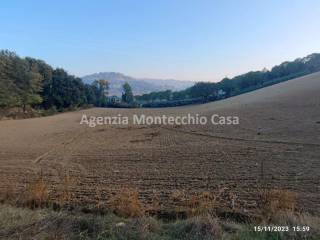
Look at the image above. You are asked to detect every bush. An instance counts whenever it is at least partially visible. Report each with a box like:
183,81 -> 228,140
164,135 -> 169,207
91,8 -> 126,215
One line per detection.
166,214 -> 222,240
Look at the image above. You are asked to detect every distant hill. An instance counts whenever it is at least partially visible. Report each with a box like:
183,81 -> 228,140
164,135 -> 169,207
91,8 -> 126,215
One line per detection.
82,72 -> 195,96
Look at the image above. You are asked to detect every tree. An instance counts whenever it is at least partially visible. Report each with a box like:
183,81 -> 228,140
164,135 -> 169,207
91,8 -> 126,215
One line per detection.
188,82 -> 217,100
0,51 -> 43,111
0,50 -> 113,111
0,51 -> 20,107
122,82 -> 134,104
25,58 -> 54,109
93,79 -> 109,107
217,77 -> 234,97
20,71 -> 43,112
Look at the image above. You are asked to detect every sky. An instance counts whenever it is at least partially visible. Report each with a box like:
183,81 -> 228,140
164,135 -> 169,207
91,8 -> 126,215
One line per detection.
1,0 -> 320,82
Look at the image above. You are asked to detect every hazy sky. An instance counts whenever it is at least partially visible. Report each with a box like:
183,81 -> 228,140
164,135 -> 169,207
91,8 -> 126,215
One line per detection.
1,0 -> 320,81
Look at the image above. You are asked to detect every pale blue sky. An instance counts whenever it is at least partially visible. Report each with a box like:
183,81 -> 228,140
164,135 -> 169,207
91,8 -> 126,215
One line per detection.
1,0 -> 320,81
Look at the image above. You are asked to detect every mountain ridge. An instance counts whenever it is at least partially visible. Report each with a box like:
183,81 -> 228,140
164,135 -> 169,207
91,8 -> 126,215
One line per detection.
82,72 -> 195,96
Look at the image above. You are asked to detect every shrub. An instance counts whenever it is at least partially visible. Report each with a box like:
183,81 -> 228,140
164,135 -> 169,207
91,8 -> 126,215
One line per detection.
166,214 -> 222,240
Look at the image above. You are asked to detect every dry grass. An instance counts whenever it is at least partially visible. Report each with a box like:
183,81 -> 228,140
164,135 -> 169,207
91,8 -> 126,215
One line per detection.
109,188 -> 144,217
0,185 -> 16,204
1,203 -> 320,240
1,172 -> 75,210
0,204 -> 225,240
1,178 -> 318,240
258,189 -> 297,221
57,172 -> 76,207
23,174 -> 49,209
170,188 -> 238,218
185,192 -> 218,217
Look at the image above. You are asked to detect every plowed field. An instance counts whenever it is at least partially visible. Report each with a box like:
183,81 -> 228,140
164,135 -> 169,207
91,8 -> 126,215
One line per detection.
1,72 -> 320,214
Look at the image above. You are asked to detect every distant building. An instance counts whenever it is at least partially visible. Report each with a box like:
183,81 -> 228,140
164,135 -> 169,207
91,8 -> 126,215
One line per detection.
217,89 -> 226,97
108,95 -> 121,104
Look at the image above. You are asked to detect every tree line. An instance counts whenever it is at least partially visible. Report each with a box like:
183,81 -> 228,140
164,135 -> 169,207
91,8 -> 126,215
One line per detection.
136,53 -> 320,107
0,50 -> 139,113
0,50 -> 114,112
1,50 -> 320,111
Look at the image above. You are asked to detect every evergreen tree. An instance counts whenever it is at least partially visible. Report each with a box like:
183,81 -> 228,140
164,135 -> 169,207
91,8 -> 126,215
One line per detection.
93,79 -> 109,107
122,82 -> 134,104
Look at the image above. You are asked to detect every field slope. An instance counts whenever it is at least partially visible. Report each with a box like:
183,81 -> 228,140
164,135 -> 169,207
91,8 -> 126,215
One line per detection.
0,72 -> 319,214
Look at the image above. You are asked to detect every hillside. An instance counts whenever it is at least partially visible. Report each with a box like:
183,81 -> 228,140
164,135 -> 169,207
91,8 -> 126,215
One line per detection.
82,72 -> 194,96
137,53 -> 320,106
0,72 -> 319,218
